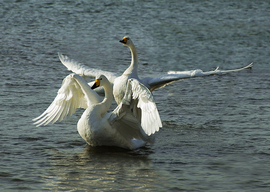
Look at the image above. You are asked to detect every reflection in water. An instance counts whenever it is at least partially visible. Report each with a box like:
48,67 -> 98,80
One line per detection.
45,145 -> 165,191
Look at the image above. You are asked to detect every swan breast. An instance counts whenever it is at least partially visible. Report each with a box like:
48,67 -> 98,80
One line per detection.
113,75 -> 129,104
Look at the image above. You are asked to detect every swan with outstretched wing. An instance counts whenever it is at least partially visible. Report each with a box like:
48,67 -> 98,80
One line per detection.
58,37 -> 253,94
58,36 -> 253,135
33,74 -> 161,149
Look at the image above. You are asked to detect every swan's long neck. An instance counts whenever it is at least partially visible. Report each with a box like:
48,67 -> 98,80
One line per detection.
124,42 -> 138,77
100,82 -> 113,113
72,74 -> 113,112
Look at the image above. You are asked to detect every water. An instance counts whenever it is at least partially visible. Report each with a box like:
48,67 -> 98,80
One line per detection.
1,0 -> 270,191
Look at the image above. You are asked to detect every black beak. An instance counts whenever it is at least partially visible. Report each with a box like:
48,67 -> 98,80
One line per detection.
119,39 -> 126,44
91,83 -> 98,89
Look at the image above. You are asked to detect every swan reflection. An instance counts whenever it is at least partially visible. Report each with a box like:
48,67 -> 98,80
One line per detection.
45,145 -> 164,191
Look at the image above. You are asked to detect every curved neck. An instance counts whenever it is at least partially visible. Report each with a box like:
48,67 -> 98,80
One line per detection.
73,74 -> 113,114
130,43 -> 138,68
124,42 -> 138,76
101,82 -> 113,112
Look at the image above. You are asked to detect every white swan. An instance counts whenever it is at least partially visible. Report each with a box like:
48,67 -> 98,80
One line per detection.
117,37 -> 253,92
58,36 -> 253,134
58,37 -> 253,93
33,74 -> 161,150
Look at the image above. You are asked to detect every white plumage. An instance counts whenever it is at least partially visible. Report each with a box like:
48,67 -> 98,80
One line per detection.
58,36 -> 253,135
33,74 -> 160,150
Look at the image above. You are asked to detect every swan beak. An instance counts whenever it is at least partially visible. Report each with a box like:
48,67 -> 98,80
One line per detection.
119,39 -> 126,44
119,37 -> 128,44
91,79 -> 100,89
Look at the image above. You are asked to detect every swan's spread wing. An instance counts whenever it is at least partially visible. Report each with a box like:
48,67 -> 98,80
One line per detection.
116,78 -> 162,136
131,79 -> 162,136
58,53 -> 119,84
33,74 -> 102,127
168,62 -> 253,75
145,63 -> 253,91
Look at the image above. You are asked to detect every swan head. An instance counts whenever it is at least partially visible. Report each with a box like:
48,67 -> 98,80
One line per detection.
91,74 -> 108,89
119,36 -> 133,46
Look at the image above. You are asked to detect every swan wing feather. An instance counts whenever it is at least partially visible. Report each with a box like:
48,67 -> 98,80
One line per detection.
145,63 -> 253,91
109,104 -> 151,143
117,78 -> 162,136
58,53 -> 119,84
33,73 -> 102,127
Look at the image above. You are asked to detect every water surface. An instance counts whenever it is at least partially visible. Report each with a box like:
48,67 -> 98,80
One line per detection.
1,0 -> 270,191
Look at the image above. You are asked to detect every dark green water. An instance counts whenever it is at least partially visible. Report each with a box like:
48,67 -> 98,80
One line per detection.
1,0 -> 270,191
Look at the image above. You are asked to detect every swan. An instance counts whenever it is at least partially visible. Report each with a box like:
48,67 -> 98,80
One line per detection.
33,73 -> 161,150
117,37 -> 253,92
58,37 -> 253,93
58,36 -> 253,134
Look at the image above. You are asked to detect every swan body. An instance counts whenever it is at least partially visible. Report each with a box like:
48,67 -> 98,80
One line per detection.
33,74 -> 160,150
